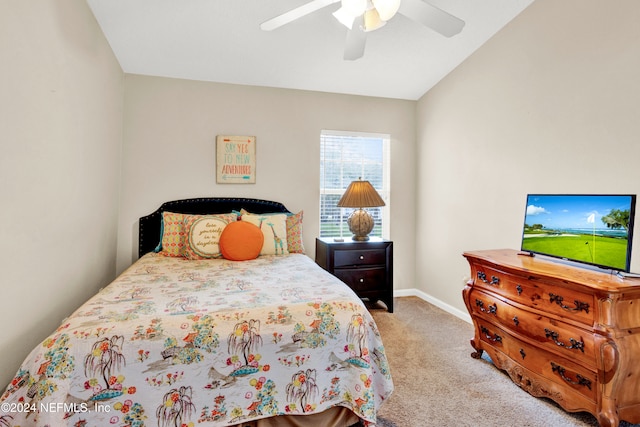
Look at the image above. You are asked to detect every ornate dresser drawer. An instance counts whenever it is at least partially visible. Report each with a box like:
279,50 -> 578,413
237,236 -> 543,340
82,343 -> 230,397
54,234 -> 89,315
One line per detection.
475,317 -> 597,402
470,263 -> 595,326
463,249 -> 640,427
470,288 -> 596,368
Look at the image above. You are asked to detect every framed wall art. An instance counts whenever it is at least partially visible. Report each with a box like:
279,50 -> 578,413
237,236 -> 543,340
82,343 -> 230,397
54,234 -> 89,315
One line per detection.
216,135 -> 256,184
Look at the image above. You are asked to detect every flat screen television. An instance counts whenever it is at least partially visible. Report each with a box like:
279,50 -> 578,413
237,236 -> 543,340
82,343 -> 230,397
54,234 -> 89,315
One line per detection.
520,194 -> 636,272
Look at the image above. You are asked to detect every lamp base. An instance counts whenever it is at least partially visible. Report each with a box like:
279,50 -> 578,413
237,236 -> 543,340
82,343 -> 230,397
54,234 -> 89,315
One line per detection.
347,209 -> 375,241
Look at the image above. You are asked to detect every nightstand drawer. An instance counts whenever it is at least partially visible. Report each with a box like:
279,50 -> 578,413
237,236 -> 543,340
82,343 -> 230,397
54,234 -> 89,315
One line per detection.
334,267 -> 386,291
334,248 -> 387,267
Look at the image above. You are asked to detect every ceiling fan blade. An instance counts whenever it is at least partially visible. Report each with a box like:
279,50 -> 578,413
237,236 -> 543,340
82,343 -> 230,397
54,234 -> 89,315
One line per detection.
261,0 -> 340,31
398,0 -> 465,37
343,16 -> 367,60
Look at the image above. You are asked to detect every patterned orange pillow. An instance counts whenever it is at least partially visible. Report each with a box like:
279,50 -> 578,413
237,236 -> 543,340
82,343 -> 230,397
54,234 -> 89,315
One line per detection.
219,221 -> 264,261
286,211 -> 305,254
158,212 -> 188,257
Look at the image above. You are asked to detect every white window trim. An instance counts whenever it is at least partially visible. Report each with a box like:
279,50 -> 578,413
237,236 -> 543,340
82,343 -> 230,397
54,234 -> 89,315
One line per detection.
320,129 -> 390,239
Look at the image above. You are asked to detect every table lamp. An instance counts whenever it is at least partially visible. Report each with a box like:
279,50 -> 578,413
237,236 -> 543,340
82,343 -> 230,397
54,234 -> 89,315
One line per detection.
337,178 -> 385,241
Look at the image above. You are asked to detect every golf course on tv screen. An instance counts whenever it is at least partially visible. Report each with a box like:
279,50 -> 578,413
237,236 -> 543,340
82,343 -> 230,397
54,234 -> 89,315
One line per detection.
521,194 -> 636,272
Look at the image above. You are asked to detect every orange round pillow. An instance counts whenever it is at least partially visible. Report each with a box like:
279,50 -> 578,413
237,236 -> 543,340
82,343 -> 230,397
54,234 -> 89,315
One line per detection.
219,221 -> 264,261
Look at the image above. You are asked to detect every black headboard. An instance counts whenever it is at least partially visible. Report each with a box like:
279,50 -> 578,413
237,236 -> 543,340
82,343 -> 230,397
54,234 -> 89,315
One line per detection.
138,197 -> 292,257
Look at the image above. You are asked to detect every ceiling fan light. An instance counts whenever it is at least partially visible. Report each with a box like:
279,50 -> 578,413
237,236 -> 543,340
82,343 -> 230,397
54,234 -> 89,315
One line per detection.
333,0 -> 367,29
333,7 -> 356,29
372,0 -> 401,21
363,9 -> 386,32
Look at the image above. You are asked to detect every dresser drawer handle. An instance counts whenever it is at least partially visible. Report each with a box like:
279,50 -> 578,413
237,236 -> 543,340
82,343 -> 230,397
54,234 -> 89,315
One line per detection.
359,278 -> 364,283
359,255 -> 364,260
516,284 -> 523,295
544,328 -> 585,353
475,299 -> 497,315
480,326 -> 502,343
549,293 -> 590,314
551,362 -> 592,390
476,271 -> 500,286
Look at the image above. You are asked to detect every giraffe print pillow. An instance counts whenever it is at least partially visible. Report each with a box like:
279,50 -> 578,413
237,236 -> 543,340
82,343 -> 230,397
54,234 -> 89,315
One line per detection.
241,213 -> 289,256
239,209 -> 305,254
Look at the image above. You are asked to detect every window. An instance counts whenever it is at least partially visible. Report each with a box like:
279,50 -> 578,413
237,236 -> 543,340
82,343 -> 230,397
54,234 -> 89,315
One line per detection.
320,130 -> 390,238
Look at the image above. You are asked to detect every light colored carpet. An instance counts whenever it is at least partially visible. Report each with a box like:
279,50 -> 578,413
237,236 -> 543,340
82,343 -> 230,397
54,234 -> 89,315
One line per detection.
367,296 -> 640,427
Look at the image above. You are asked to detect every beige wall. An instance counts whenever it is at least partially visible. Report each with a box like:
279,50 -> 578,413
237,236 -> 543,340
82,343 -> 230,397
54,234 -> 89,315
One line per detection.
118,75 -> 417,296
415,0 -> 640,317
0,1 -> 123,387
5,0 -> 638,393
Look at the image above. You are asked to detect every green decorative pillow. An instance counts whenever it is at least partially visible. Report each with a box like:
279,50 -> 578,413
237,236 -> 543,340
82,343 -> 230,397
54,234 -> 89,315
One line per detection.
183,214 -> 237,260
241,213 -> 289,255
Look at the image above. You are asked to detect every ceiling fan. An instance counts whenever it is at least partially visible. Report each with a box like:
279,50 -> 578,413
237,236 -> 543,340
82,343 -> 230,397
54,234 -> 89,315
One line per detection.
260,0 -> 465,60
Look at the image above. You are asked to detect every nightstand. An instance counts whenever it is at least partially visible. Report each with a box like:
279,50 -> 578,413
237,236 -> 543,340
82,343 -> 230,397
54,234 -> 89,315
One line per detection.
315,237 -> 393,312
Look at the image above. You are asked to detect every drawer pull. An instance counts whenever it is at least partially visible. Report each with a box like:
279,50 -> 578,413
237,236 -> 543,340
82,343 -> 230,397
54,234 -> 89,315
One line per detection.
513,316 -> 520,327
544,328 -> 585,352
549,293 -> 590,314
476,271 -> 500,286
519,348 -> 526,359
475,299 -> 497,315
480,326 -> 502,343
516,284 -> 523,295
359,278 -> 364,283
359,255 -> 364,260
551,362 -> 592,390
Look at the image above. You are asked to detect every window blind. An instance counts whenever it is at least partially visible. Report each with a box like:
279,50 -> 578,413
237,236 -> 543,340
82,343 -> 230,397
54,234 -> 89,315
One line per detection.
320,130 -> 390,238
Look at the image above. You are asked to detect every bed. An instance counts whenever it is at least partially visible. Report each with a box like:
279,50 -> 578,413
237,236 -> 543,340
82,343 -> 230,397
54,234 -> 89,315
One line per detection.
1,197 -> 393,427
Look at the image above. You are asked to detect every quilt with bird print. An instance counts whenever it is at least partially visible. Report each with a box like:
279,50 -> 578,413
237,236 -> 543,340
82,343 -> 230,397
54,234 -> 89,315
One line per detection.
0,253 -> 393,427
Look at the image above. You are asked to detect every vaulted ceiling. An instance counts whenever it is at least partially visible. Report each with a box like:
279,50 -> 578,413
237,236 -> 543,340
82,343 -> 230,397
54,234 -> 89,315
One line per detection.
87,0 -> 534,100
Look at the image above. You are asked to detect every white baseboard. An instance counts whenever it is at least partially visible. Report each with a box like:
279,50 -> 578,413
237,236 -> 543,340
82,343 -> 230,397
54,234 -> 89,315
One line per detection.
394,288 -> 472,324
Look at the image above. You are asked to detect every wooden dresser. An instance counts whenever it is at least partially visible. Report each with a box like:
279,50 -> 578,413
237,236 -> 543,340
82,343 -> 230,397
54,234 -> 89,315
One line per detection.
462,249 -> 640,427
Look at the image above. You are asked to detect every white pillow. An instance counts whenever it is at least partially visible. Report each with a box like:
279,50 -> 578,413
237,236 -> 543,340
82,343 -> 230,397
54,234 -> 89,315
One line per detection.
241,213 -> 289,255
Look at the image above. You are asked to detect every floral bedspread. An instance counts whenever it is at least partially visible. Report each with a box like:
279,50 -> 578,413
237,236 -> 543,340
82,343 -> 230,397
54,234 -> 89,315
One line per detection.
0,253 -> 393,427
